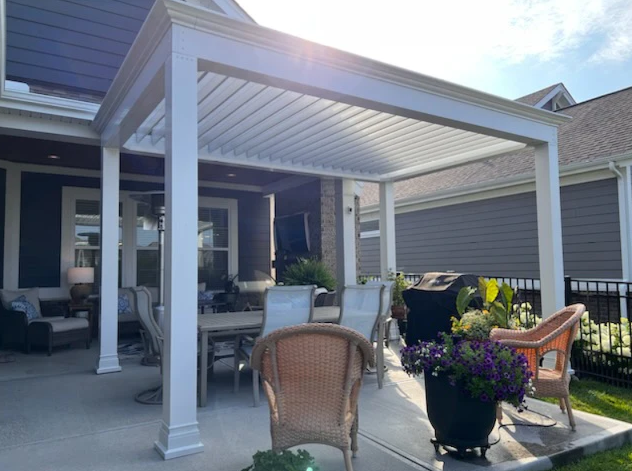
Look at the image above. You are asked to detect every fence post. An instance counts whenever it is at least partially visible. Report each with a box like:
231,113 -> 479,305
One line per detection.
564,276 -> 572,306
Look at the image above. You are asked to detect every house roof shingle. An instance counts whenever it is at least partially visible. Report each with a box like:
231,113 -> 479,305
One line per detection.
361,85 -> 632,206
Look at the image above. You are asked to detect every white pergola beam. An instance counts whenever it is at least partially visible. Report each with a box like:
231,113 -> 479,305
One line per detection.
155,52 -> 203,460
382,141 -> 526,181
96,147 -> 122,375
535,136 -> 565,317
174,15 -> 565,144
379,182 -> 396,280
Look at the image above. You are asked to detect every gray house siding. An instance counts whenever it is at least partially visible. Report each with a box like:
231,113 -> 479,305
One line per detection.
360,179 -> 621,279
6,0 -> 153,95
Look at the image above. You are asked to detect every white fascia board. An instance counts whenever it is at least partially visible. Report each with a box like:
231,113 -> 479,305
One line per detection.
360,163 -> 617,221
0,109 -> 99,144
534,84 -> 577,110
156,1 -> 568,140
212,0 -> 256,22
0,159 -> 264,192
0,90 -> 99,121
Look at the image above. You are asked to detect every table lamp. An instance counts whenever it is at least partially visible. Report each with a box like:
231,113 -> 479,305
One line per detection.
68,267 -> 94,303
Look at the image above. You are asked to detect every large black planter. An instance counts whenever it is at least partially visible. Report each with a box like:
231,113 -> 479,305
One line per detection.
424,372 -> 496,457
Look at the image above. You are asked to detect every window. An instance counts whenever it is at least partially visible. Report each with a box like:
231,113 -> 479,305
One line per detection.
198,207 -> 230,290
136,203 -> 160,287
135,197 -> 238,290
73,199 -> 123,288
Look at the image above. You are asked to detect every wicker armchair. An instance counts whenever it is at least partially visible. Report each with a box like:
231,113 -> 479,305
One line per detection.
490,303 -> 586,430
250,323 -> 375,471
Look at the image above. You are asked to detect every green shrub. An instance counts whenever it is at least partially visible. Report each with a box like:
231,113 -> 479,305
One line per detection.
388,271 -> 411,307
241,449 -> 319,471
283,258 -> 336,291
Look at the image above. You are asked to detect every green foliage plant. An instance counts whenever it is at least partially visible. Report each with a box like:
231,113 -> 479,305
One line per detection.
241,449 -> 319,471
283,258 -> 336,292
388,271 -> 411,307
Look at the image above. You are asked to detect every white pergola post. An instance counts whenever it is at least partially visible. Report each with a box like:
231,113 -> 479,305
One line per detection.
535,137 -> 565,317
336,178 -> 357,287
614,164 -> 632,318
154,52 -> 203,460
96,147 -> 122,375
379,181 -> 396,281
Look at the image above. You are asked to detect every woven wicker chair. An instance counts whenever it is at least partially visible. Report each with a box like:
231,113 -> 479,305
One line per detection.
490,303 -> 586,430
339,284 -> 383,388
251,323 -> 375,471
234,285 -> 316,406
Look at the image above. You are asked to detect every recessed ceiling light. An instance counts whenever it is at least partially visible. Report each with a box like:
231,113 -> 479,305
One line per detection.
227,173 -> 237,177
47,154 -> 61,160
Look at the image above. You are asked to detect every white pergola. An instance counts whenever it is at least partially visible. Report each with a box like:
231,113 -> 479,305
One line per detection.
92,0 -> 570,460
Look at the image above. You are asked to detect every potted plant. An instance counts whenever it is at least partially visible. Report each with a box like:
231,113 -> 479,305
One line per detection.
389,271 -> 410,320
283,258 -> 336,291
451,277 -> 515,339
241,449 -> 319,471
401,334 -> 532,458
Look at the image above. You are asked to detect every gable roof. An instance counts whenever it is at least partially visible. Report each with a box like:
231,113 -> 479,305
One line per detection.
361,85 -> 632,206
515,84 -> 561,106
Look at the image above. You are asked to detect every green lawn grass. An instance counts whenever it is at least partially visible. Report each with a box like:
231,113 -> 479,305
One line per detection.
542,379 -> 632,471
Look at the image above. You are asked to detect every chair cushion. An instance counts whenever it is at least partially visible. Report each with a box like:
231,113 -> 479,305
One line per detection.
1,288 -> 41,316
11,295 -> 41,321
118,293 -> 133,316
30,317 -> 89,332
198,290 -> 215,302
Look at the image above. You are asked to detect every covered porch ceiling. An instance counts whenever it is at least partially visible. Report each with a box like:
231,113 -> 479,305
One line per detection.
93,0 -> 569,184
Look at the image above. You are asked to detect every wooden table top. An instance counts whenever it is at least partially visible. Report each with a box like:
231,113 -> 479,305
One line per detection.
197,306 -> 340,333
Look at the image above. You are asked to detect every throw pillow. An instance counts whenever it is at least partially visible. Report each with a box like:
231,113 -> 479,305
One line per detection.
11,295 -> 40,321
118,293 -> 132,315
198,291 -> 215,302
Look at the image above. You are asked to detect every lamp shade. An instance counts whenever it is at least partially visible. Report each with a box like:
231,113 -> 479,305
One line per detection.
68,267 -> 94,284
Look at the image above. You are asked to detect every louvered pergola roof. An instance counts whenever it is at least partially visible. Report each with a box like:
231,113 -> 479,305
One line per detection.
93,0 -> 569,182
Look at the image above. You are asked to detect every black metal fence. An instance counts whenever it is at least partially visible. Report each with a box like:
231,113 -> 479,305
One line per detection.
361,272 -> 632,387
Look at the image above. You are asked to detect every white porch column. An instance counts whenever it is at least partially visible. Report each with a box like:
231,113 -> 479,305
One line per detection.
379,181 -> 396,281
336,178 -> 357,287
154,53 -> 203,460
535,136 -> 565,317
96,147 -> 122,374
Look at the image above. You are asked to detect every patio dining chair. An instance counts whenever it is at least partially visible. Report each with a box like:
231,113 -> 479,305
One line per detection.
366,280 -> 394,385
131,286 -> 215,405
490,303 -> 586,430
234,285 -> 316,407
338,284 -> 385,388
251,323 -> 375,471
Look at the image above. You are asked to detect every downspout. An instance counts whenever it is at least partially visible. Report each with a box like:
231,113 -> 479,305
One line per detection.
609,161 -> 630,319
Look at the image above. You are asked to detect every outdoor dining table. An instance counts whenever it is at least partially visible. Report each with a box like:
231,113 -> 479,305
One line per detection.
197,306 -> 340,407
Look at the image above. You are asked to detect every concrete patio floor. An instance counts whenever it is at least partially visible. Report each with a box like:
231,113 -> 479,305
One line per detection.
1,342 -> 631,471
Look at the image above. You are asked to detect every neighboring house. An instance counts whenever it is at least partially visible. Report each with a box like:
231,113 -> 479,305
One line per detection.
359,83 -> 632,281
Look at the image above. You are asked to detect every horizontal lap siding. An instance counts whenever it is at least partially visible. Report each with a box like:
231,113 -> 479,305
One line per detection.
359,179 -> 622,279
6,0 -> 153,94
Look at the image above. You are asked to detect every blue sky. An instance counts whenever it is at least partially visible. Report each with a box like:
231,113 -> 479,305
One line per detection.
237,0 -> 632,104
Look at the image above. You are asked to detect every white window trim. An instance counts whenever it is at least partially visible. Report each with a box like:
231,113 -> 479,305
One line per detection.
360,230 -> 380,239
44,188 -> 240,299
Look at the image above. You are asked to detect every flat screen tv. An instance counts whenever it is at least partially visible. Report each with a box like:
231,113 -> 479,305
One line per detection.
275,213 -> 310,254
